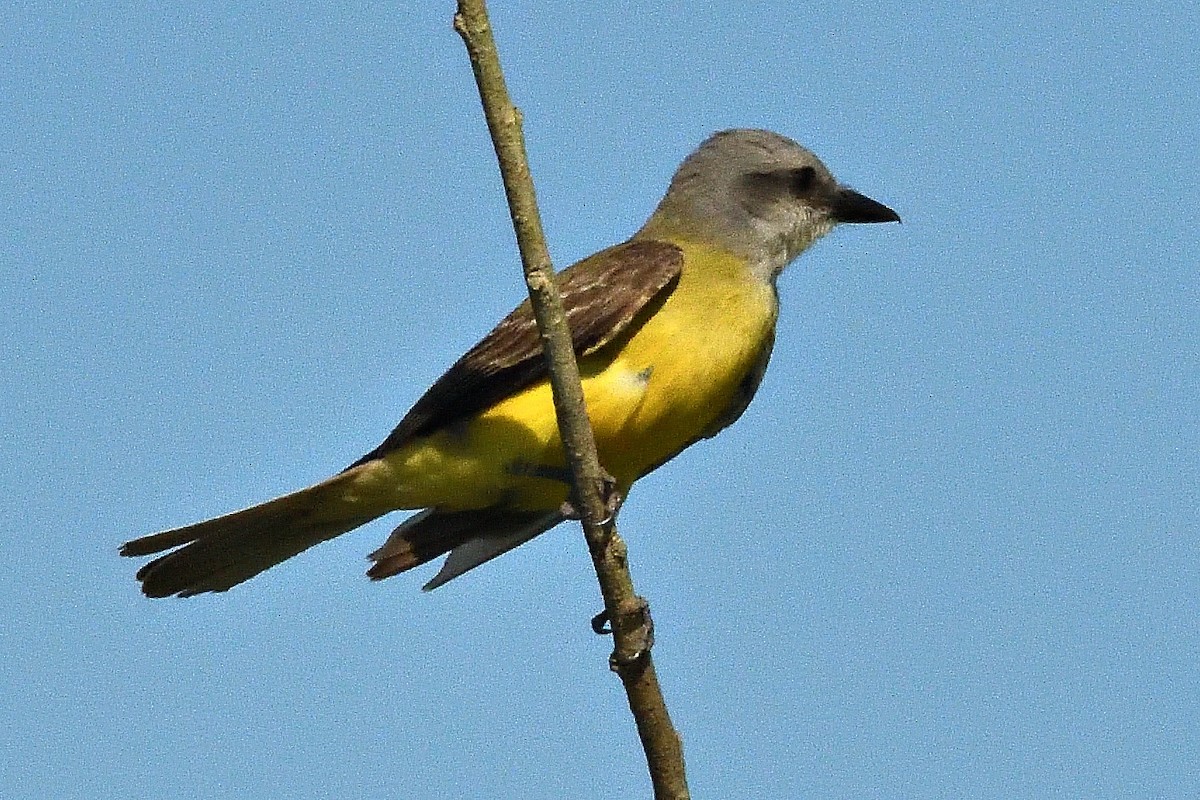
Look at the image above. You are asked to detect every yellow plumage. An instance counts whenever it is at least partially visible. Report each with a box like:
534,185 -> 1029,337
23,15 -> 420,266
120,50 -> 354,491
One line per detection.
378,241 -> 777,512
121,129 -> 898,596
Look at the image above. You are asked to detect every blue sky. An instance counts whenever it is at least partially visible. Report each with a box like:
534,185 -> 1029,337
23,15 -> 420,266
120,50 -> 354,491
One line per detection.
3,2 -> 1198,798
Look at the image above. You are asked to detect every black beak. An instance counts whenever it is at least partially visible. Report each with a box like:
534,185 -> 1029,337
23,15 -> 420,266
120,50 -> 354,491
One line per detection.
829,187 -> 900,224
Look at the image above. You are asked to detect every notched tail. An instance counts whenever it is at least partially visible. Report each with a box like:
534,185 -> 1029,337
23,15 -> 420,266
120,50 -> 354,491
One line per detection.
122,466 -> 389,598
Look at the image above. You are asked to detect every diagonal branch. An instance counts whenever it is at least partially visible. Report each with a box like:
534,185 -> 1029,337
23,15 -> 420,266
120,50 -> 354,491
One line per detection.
452,2 -> 689,798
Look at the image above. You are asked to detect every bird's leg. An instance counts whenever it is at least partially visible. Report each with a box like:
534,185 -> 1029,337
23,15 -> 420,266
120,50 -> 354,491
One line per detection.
559,470 -> 623,525
507,459 -> 624,523
506,459 -> 572,484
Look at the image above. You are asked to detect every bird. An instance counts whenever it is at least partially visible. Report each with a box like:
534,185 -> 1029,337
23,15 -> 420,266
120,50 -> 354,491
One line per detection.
121,128 -> 899,598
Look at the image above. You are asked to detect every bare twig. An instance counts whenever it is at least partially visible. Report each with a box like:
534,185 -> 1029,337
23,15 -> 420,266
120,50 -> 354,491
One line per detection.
452,2 -> 689,797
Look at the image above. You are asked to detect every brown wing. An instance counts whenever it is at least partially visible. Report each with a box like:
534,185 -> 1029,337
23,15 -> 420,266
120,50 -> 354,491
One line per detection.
348,239 -> 683,468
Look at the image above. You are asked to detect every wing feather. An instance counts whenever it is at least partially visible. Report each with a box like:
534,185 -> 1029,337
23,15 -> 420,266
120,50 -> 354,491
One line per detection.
349,239 -> 682,467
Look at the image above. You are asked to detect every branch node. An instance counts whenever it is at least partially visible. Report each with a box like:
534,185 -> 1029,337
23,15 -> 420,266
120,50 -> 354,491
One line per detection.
609,595 -> 654,670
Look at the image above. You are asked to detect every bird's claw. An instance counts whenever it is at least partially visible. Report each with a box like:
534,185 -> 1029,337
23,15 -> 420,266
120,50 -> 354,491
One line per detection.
559,470 -> 623,525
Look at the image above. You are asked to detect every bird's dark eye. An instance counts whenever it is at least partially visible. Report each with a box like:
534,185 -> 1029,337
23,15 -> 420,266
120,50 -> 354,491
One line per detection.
790,166 -> 817,195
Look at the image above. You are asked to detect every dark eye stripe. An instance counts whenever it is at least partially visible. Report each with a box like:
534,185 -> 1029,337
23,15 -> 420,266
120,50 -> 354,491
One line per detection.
790,166 -> 817,194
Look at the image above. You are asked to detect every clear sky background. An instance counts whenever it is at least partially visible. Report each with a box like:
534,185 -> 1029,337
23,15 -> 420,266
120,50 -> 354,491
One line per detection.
3,2 -> 1198,798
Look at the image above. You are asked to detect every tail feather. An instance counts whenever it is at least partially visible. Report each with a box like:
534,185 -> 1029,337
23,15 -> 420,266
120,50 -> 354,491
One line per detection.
367,508 -> 564,590
122,467 -> 389,598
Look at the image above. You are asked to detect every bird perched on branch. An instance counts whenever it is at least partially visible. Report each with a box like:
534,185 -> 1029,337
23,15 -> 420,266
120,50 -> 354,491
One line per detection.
122,128 -> 899,597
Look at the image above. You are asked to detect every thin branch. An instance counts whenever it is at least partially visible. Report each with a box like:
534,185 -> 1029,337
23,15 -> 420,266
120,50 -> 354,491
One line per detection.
452,2 -> 689,798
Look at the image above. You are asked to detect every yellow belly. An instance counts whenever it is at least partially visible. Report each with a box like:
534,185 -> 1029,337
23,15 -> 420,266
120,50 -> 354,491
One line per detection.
382,242 -> 778,511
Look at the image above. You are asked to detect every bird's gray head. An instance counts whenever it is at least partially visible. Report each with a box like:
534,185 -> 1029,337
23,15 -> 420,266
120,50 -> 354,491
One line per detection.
636,129 -> 899,281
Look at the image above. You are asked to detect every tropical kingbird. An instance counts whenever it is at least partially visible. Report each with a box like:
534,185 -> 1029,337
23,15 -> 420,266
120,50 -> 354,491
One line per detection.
122,128 -> 899,597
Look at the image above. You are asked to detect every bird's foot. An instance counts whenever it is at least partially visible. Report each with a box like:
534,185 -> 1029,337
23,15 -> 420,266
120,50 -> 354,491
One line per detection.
559,470 -> 623,525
